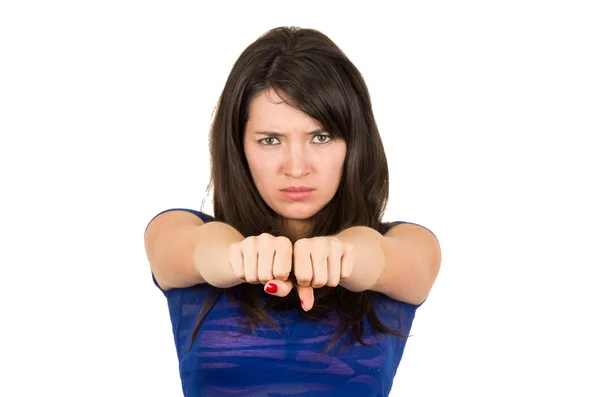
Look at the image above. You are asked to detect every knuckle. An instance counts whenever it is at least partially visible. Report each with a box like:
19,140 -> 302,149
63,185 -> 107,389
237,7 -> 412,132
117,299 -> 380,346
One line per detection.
259,234 -> 279,252
296,275 -> 312,286
258,232 -> 273,243
315,237 -> 329,248
258,275 -> 272,284
272,268 -> 290,280
273,267 -> 290,276
242,241 -> 257,254
326,278 -> 339,287
312,278 -> 327,288
294,238 -> 307,249
276,236 -> 292,249
245,274 -> 259,283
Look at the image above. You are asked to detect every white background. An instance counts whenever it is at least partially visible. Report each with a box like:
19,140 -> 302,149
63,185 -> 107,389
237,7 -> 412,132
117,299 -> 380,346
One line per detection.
1,1 -> 599,396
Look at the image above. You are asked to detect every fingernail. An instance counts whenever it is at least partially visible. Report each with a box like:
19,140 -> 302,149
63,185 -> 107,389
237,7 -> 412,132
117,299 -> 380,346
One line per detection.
301,300 -> 306,311
265,283 -> 278,293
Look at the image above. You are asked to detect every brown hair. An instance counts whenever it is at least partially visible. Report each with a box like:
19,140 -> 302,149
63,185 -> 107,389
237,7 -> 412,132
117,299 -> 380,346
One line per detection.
192,26 -> 407,354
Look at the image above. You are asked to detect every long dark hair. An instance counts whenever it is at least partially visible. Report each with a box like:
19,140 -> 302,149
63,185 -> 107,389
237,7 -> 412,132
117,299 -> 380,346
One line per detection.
191,26 -> 407,354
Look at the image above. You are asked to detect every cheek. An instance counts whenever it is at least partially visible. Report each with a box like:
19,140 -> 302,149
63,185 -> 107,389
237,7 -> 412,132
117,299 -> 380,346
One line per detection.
248,157 -> 275,187
322,159 -> 345,185
332,151 -> 346,174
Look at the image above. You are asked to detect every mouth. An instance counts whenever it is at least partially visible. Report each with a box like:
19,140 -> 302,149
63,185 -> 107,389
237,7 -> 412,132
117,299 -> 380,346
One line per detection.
280,186 -> 314,200
280,186 -> 315,193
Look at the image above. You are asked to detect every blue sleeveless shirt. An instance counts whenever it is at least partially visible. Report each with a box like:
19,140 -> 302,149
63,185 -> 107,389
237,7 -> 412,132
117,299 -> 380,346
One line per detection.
150,208 -> 424,397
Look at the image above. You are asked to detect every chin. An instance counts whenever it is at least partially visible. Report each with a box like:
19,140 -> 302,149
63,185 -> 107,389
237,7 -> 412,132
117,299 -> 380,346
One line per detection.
272,203 -> 321,221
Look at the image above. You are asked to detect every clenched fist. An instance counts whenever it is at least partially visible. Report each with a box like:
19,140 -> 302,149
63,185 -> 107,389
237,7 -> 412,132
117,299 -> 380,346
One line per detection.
228,233 -> 295,294
228,233 -> 354,311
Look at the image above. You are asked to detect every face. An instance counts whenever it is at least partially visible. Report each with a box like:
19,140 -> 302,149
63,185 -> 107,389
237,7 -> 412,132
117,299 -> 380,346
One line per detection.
243,89 -> 347,238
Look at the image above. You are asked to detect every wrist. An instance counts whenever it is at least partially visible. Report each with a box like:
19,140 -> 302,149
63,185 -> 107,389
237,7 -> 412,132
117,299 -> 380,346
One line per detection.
193,222 -> 245,288
334,227 -> 386,292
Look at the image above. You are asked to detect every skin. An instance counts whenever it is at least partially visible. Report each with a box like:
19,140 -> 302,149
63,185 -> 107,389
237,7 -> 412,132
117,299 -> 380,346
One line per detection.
148,92 -> 440,310
242,88 -> 348,309
241,89 -> 441,310
243,88 -> 347,242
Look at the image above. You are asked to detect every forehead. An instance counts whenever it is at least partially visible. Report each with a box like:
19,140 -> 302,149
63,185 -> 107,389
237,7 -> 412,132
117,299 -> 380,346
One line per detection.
246,89 -> 322,133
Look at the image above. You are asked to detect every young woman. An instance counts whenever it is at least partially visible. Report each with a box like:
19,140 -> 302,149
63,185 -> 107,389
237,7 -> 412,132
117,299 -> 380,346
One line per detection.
144,26 -> 441,397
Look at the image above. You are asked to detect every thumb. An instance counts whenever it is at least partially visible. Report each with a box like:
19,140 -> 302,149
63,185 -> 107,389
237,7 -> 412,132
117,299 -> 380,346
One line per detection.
263,279 -> 294,297
296,285 -> 314,312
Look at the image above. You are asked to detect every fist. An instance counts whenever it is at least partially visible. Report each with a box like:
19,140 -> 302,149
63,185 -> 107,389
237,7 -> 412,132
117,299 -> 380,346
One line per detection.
293,236 -> 353,288
292,236 -> 354,310
228,233 -> 354,312
228,233 -> 295,296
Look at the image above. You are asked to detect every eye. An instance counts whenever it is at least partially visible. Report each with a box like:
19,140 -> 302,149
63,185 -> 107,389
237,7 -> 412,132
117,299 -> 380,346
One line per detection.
259,137 -> 280,146
312,134 -> 331,144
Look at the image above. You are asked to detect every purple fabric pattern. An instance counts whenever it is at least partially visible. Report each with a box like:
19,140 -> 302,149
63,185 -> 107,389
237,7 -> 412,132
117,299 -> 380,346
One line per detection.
150,208 -> 423,396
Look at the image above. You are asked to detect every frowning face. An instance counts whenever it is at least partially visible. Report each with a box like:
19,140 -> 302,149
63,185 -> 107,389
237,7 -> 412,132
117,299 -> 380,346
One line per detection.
243,89 -> 347,238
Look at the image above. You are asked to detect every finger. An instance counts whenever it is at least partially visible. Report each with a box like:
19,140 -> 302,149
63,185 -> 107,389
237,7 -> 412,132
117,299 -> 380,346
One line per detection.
296,285 -> 314,311
340,244 -> 354,279
228,243 -> 245,281
243,241 -> 259,284
272,237 -> 292,281
257,238 -> 275,284
293,240 -> 312,287
326,245 -> 342,287
310,248 -> 328,288
263,279 -> 294,297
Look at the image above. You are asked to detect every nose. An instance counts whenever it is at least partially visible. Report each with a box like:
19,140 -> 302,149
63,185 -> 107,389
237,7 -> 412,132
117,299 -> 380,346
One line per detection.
283,144 -> 310,178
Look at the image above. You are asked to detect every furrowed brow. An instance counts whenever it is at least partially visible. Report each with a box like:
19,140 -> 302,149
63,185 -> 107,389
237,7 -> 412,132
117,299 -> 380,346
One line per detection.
253,128 -> 326,136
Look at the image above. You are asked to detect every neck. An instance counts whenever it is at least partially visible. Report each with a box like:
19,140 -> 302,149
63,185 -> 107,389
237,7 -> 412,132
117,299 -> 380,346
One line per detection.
281,218 -> 311,243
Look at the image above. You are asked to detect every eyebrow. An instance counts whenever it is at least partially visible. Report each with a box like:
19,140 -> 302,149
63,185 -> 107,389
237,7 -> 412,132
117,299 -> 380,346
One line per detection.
252,128 -> 326,137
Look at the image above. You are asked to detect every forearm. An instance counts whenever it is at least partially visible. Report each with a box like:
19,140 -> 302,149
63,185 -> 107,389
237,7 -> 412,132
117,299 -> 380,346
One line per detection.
194,222 -> 246,288
147,215 -> 246,289
334,223 -> 441,304
335,226 -> 386,293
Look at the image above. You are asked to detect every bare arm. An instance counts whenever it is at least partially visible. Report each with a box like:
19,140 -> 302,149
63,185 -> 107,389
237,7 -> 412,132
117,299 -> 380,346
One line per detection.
336,223 -> 441,305
335,226 -> 386,294
143,210 -> 246,290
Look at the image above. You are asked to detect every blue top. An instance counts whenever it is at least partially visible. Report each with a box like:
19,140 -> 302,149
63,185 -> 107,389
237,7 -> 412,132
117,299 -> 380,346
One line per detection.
150,208 -> 424,397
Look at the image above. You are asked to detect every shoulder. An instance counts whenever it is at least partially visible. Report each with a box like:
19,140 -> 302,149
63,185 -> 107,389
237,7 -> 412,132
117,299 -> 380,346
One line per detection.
379,221 -> 408,235
145,208 -> 215,232
380,220 -> 438,241
155,208 -> 214,223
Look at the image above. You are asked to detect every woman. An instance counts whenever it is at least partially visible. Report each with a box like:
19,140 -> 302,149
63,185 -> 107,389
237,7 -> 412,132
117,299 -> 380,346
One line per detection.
144,26 -> 441,397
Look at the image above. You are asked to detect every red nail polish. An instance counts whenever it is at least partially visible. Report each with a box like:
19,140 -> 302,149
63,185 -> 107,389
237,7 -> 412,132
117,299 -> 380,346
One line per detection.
301,300 -> 304,309
265,283 -> 278,293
